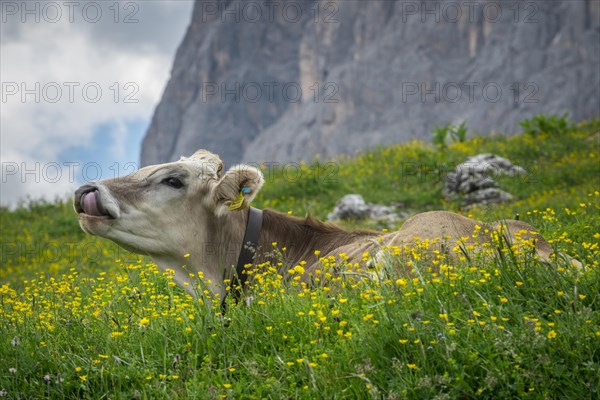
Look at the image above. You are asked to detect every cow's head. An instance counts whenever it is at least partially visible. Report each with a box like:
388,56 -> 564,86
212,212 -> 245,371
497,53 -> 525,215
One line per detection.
74,149 -> 264,264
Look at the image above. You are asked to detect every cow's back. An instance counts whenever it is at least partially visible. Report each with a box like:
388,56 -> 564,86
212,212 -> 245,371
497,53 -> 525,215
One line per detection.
388,211 -> 480,246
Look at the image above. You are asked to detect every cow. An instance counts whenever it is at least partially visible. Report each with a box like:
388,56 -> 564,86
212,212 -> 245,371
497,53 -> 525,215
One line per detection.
74,149 -> 578,302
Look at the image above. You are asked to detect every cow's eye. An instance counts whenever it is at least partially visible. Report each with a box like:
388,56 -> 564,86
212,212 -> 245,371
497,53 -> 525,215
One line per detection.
161,177 -> 184,189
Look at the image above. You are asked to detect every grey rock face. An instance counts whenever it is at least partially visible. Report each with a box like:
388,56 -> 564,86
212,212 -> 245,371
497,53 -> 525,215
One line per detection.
444,153 -> 526,206
142,0 -> 600,168
327,194 -> 399,223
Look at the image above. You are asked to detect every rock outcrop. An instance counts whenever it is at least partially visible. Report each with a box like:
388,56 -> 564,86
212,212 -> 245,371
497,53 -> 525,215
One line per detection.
142,0 -> 600,168
443,153 -> 526,207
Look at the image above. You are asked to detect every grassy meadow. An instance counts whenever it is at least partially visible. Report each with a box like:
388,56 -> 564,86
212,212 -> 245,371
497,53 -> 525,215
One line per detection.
1,117 -> 599,399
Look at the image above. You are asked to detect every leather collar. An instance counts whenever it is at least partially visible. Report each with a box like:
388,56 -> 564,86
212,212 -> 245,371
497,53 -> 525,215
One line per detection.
221,206 -> 263,310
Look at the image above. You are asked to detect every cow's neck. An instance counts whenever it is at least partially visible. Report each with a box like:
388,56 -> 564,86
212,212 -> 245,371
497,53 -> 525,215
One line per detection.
153,211 -> 248,299
255,209 -> 376,273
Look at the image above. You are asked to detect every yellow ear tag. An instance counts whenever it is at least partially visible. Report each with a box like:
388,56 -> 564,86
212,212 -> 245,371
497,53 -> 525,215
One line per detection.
227,191 -> 245,211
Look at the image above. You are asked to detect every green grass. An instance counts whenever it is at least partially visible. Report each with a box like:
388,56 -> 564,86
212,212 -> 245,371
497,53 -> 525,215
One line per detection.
1,117 -> 599,399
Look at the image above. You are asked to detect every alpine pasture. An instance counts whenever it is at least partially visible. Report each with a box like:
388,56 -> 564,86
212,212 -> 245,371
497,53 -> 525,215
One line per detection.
1,116 -> 599,399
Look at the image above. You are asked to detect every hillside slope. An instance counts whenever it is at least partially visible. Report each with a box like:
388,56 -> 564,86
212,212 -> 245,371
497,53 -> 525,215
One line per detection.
1,119 -> 599,399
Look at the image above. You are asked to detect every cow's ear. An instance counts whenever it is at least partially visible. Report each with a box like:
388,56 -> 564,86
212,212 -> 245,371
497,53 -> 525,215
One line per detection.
213,165 -> 264,215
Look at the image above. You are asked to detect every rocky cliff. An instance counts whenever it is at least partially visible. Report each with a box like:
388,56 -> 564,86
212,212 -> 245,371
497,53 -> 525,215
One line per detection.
141,0 -> 600,167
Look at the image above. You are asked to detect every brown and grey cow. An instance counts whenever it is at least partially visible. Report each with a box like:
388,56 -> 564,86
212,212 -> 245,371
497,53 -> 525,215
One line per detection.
74,149 -> 578,300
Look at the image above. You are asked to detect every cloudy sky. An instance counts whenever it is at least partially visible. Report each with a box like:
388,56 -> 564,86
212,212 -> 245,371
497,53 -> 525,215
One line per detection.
0,0 -> 194,207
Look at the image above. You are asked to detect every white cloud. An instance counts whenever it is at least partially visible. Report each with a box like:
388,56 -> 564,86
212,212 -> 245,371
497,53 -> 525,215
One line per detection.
1,151 -> 78,208
0,0 -> 194,207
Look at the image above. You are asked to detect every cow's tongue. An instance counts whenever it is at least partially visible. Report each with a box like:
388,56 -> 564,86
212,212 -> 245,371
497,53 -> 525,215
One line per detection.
82,191 -> 104,216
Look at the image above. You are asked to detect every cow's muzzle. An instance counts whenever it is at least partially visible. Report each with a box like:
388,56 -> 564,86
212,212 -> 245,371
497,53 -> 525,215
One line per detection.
74,184 -> 114,218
